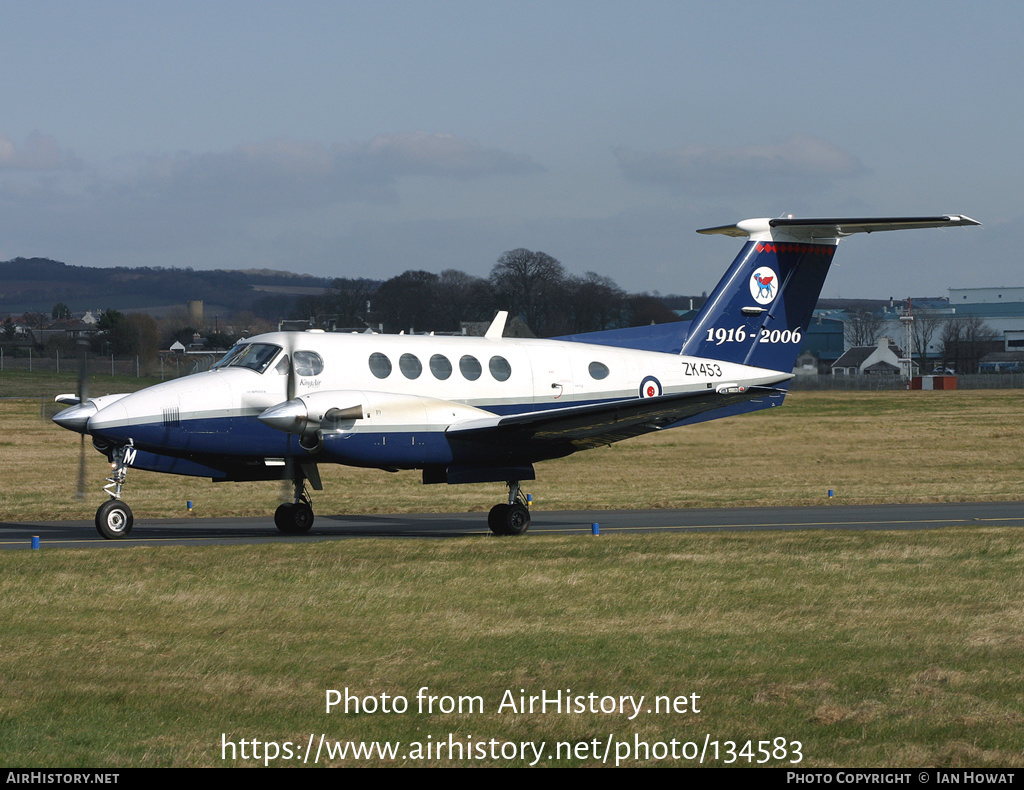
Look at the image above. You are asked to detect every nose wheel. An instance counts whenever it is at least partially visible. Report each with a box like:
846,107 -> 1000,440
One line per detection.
96,499 -> 134,539
94,443 -> 134,539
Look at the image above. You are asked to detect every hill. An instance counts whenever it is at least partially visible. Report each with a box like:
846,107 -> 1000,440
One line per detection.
0,257 -> 334,315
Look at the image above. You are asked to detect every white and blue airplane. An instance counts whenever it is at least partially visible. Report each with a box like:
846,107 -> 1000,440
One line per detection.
53,214 -> 979,539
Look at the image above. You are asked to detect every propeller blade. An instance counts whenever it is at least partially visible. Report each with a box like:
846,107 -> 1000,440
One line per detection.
75,339 -> 89,500
281,334 -> 297,503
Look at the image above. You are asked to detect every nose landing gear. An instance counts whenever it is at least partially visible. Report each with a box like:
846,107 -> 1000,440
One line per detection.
95,443 -> 134,539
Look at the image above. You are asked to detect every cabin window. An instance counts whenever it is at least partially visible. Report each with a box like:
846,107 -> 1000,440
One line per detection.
489,355 -> 512,382
400,353 -> 423,379
368,352 -> 392,379
589,361 -> 610,380
430,354 -> 453,380
460,355 -> 482,381
293,350 -> 324,377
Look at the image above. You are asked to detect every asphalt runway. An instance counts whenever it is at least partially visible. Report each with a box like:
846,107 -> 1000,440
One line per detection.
2,501 -> 1022,550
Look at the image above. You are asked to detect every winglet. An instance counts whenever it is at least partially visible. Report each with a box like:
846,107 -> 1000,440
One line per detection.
485,311 -> 508,340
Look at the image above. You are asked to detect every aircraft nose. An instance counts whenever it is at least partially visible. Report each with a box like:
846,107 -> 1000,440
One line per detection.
52,402 -> 97,433
87,401 -> 130,441
259,399 -> 308,434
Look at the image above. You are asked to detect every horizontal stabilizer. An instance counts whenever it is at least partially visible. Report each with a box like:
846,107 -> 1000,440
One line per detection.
698,215 -> 980,241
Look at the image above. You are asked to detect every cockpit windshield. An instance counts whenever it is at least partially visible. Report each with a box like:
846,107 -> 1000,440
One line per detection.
212,343 -> 282,374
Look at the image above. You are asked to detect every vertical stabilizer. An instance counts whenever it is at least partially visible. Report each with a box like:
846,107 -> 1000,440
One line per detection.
680,215 -> 979,371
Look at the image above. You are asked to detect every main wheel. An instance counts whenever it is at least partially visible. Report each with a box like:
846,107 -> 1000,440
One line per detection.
488,503 -> 510,535
275,502 -> 314,534
504,502 -> 531,535
95,499 -> 133,540
488,502 -> 530,536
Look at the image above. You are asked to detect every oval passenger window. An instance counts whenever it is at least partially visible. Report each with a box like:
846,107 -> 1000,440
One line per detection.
460,355 -> 482,381
368,352 -> 392,379
400,353 -> 423,379
489,356 -> 512,381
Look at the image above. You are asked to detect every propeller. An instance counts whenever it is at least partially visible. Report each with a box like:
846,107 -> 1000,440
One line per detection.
280,333 -> 298,504
75,339 -> 90,500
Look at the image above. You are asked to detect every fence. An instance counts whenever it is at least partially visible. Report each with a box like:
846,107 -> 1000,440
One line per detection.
791,373 -> 1024,391
0,351 -> 221,379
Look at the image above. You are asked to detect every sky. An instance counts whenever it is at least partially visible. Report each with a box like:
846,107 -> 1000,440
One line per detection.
1,0 -> 1020,299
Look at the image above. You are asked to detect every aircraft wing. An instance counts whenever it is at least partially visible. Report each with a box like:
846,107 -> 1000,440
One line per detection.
448,385 -> 784,451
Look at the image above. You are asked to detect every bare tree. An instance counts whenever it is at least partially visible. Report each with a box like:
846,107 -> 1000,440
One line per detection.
843,309 -> 883,347
435,269 -> 495,331
941,315 -> 1000,373
909,309 -> 946,369
373,270 -> 441,333
560,272 -> 626,334
490,249 -> 567,336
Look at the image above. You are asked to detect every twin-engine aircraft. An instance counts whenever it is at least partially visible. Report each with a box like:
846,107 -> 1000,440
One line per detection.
53,214 -> 979,538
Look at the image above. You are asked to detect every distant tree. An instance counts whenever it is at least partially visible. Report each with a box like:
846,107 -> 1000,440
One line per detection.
96,308 -> 126,332
624,293 -> 678,327
1,316 -> 16,340
908,309 -> 946,367
560,272 -> 626,333
434,269 -> 496,331
51,302 -> 72,320
327,277 -> 380,328
940,315 -> 1000,373
373,270 -> 441,333
170,326 -> 199,346
490,249 -> 567,336
122,313 -> 161,361
844,309 -> 884,347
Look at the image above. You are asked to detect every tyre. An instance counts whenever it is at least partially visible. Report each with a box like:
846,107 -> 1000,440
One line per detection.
95,499 -> 133,540
488,503 -> 510,535
275,502 -> 314,534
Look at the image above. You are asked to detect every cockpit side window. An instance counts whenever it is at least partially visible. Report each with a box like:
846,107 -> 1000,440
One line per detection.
214,343 -> 283,374
293,350 -> 324,377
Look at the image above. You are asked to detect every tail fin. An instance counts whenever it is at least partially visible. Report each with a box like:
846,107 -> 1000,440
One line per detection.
679,215 -> 979,371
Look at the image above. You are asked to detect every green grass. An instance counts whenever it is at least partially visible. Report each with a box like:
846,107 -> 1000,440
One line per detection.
2,379 -> 1023,766
1,529 -> 1022,767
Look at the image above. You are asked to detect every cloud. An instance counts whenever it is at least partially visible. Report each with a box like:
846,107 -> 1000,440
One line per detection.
0,131 -> 82,171
354,131 -> 544,180
132,133 -> 544,213
613,135 -> 867,196
0,132 -> 546,268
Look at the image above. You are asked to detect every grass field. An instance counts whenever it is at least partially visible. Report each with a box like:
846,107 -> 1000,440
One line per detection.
1,378 -> 1023,767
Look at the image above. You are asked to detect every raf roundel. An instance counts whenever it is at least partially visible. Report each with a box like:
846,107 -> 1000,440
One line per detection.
749,266 -> 778,305
639,375 -> 662,399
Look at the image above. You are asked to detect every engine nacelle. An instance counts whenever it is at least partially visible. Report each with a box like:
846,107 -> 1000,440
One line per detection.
259,390 -> 493,436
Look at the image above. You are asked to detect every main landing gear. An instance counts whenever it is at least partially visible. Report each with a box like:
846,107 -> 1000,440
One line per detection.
275,478 -> 314,535
488,480 -> 531,536
95,444 -> 134,539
